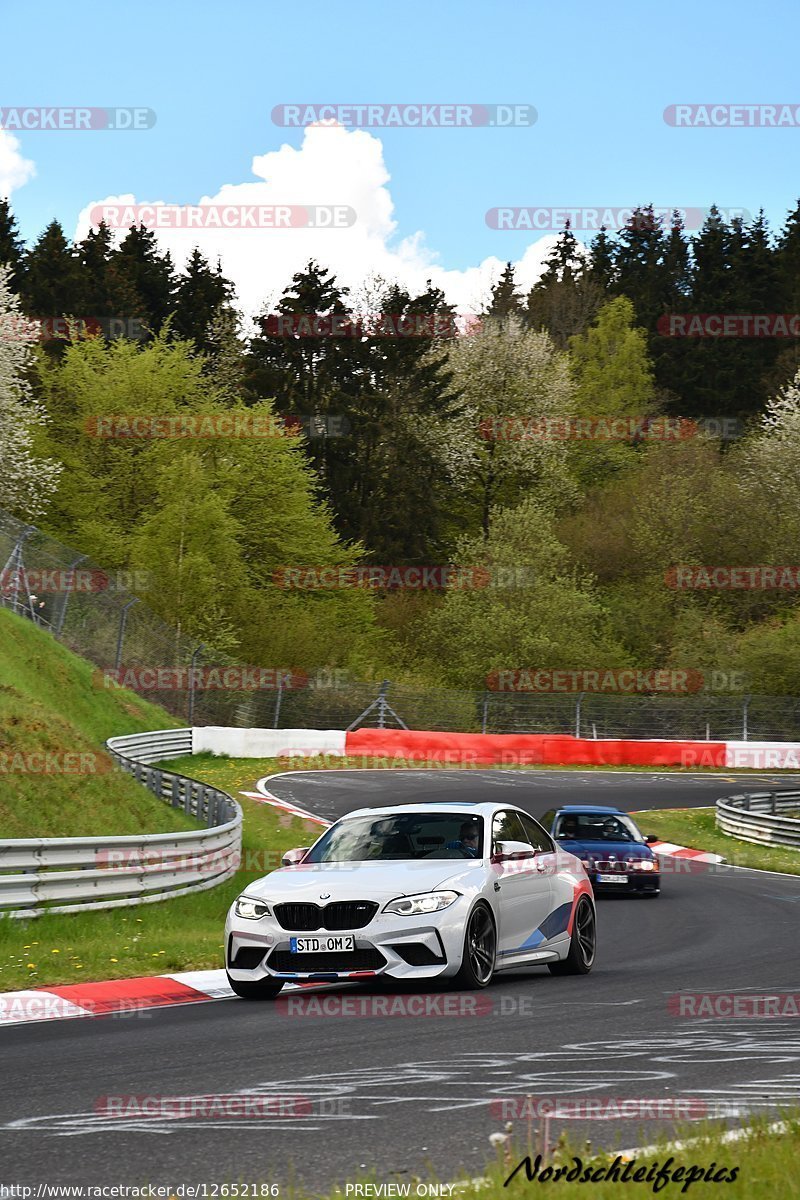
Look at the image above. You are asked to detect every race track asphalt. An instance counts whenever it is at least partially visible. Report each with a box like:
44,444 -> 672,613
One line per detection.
2,769 -> 799,1191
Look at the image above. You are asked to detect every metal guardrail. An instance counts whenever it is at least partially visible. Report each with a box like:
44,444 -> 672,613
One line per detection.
0,728 -> 242,919
716,790 -> 800,849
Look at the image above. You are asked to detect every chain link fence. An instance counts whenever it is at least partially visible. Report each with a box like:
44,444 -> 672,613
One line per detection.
3,507 -> 800,741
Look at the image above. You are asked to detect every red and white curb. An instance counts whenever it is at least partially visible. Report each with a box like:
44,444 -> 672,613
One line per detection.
0,969 -> 337,1028
240,781 -> 331,827
650,840 -> 725,864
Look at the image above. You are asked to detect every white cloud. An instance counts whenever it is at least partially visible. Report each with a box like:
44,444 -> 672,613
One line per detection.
0,128 -> 35,195
74,124 -> 558,323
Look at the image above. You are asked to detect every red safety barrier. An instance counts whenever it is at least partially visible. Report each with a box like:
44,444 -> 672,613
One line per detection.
344,728 -> 727,768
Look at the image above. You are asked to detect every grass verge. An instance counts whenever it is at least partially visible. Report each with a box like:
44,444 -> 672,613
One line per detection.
632,806 -> 800,875
420,1116 -> 799,1198
0,758 -> 315,991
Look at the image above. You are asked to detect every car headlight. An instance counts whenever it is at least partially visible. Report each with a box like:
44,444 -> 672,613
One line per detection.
234,895 -> 271,920
629,860 -> 656,871
383,890 -> 460,916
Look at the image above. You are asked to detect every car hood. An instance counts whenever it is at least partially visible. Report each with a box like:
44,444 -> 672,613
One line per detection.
242,859 -> 484,904
556,838 -> 655,861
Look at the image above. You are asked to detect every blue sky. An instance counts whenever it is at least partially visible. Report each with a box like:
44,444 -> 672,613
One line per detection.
3,0 -> 800,314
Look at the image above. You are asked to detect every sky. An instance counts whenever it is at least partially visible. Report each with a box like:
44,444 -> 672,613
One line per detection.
3,0 -> 800,320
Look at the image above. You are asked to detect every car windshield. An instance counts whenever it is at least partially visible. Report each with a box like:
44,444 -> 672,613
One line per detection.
554,813 -> 645,843
304,812 -> 485,862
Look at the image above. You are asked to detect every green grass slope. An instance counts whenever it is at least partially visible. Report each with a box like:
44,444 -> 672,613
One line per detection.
0,607 -> 194,837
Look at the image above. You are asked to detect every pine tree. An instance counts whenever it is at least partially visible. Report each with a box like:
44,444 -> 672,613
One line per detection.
526,223 -> 601,347
341,279 -> 459,561
767,201 -> 800,398
614,205 -> 669,329
486,262 -> 523,322
0,199 -> 25,292
588,226 -> 617,293
110,224 -> 177,335
248,259 -> 356,414
20,220 -> 82,320
173,249 -> 235,353
652,212 -> 693,415
75,222 -> 115,317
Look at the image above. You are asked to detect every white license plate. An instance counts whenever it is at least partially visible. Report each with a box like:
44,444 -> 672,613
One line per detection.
289,935 -> 356,953
596,873 -> 628,884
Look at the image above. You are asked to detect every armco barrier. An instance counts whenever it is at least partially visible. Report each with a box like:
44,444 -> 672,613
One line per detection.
0,728 -> 242,919
716,790 -> 800,848
185,725 -> 729,767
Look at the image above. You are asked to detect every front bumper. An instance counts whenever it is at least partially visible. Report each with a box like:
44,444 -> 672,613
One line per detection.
588,869 -> 660,894
225,898 -> 471,982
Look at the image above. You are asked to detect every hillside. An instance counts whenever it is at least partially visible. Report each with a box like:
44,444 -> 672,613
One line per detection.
0,608 -> 196,838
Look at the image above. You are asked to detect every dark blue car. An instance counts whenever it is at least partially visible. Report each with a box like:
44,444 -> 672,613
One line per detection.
541,805 -> 661,896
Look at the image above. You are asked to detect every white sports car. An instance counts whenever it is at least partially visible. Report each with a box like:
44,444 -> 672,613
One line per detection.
225,801 -> 596,997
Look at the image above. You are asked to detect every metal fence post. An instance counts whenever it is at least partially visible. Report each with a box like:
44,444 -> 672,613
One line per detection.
575,692 -> 585,739
743,694 -> 751,741
54,553 -> 88,638
273,670 -> 284,730
481,691 -> 489,734
114,598 -> 139,670
187,643 -> 204,725
0,526 -> 36,619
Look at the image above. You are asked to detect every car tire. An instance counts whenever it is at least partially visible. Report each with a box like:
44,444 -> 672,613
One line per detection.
451,902 -> 496,989
226,972 -> 284,1000
548,897 -> 596,976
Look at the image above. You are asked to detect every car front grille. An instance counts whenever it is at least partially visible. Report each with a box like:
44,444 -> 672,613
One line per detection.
267,948 -> 386,973
272,901 -> 379,931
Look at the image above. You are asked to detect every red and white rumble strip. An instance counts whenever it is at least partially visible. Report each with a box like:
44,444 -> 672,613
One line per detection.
0,970 -> 342,1027
0,969 -> 236,1026
649,840 -> 725,865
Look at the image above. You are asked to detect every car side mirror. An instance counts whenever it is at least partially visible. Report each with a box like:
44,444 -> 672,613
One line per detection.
491,840 -> 536,864
645,834 -> 658,844
281,847 -> 310,867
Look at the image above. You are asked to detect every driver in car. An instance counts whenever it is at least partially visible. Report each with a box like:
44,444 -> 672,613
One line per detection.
445,822 -> 481,857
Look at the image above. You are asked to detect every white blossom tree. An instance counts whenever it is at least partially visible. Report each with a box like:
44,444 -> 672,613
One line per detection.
0,264 -> 61,517
740,369 -> 800,495
424,317 -> 576,536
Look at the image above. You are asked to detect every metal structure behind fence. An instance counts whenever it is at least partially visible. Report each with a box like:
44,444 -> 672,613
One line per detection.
0,729 -> 242,919
716,791 -> 800,849
3,508 -> 800,741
